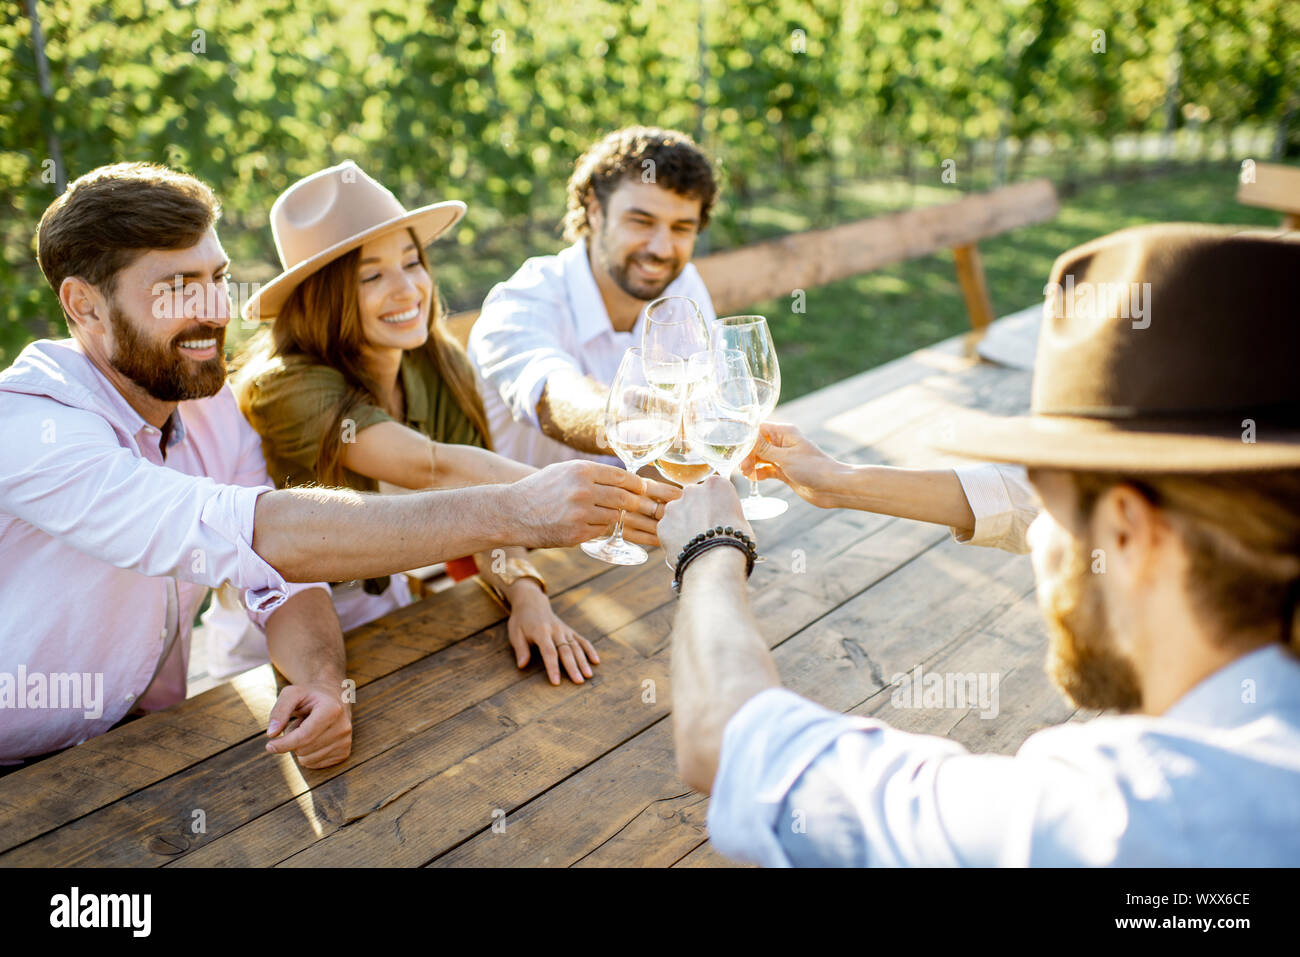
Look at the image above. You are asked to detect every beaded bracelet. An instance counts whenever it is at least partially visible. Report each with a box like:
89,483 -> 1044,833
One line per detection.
672,526 -> 758,596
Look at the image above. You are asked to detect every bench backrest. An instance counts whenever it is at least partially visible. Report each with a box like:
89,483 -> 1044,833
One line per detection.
1237,162 -> 1300,228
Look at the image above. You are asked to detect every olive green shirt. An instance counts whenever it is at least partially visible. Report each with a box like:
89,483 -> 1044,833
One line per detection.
244,347 -> 485,494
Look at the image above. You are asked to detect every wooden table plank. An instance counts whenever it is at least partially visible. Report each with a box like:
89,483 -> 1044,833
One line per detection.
429,511 -> 949,868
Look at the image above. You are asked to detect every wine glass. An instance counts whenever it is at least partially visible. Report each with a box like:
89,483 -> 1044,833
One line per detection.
581,348 -> 683,566
683,350 -> 760,485
643,296 -> 710,366
644,296 -> 712,485
713,314 -> 788,520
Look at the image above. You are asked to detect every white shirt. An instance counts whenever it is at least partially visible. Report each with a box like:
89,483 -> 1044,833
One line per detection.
951,463 -> 1038,553
709,644 -> 1300,866
0,339 -> 328,762
468,239 -> 716,468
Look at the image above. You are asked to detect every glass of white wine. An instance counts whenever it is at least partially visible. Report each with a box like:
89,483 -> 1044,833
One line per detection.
581,348 -> 683,566
713,314 -> 788,520
644,296 -> 712,487
683,349 -> 760,485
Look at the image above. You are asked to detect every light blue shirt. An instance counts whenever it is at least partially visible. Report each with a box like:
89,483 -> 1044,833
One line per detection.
708,643 -> 1300,866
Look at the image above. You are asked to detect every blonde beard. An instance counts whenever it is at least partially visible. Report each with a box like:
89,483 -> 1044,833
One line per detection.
1040,533 -> 1143,712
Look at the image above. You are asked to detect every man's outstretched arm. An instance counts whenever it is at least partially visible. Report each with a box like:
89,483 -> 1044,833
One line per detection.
659,478 -> 1023,868
253,459 -> 679,582
660,477 -> 780,792
468,295 -> 612,457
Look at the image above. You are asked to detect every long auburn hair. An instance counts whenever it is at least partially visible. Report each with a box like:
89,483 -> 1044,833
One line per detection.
232,228 -> 490,486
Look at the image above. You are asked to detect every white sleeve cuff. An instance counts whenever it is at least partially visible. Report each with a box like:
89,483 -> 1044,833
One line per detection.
951,464 -> 1035,553
199,483 -> 293,626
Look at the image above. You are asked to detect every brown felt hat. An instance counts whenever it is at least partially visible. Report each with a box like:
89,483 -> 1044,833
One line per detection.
931,223 -> 1300,471
242,161 -> 465,322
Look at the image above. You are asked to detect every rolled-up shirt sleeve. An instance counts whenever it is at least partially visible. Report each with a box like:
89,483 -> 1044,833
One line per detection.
0,392 -> 294,616
951,463 -> 1038,554
470,290 -> 583,430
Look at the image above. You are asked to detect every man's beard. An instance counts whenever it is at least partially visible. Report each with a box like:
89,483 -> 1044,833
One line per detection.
1039,532 -> 1144,712
597,230 -> 682,301
107,303 -> 227,402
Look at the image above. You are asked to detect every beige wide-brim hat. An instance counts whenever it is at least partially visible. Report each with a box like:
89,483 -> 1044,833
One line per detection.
242,160 -> 465,322
930,223 -> 1300,472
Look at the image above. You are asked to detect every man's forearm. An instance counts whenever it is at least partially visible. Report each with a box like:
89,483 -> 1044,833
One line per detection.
819,465 -> 975,537
252,483 -> 516,582
671,548 -> 780,793
536,371 -> 610,456
263,587 -> 347,687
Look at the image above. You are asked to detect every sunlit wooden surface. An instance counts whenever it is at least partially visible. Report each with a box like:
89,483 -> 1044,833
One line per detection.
0,306 -> 1097,868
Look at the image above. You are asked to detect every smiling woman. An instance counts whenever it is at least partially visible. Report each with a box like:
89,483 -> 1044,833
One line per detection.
201,162 -> 603,688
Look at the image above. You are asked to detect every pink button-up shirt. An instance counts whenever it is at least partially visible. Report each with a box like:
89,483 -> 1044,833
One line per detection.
0,338 -> 329,762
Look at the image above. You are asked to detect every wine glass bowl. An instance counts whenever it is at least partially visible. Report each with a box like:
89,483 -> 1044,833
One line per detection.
682,348 -> 760,484
713,315 -> 788,520
643,296 -> 710,367
655,434 -> 713,487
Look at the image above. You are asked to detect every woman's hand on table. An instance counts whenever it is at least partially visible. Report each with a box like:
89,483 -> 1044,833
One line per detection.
506,583 -> 600,685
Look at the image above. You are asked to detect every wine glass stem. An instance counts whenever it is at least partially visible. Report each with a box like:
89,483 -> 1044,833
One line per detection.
748,476 -> 761,499
609,508 -> 627,544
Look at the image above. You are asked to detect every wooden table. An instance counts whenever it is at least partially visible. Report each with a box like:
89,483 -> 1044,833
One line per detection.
0,307 -> 1097,868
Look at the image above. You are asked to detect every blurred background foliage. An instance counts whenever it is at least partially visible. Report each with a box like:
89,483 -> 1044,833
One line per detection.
2,0 -> 1296,395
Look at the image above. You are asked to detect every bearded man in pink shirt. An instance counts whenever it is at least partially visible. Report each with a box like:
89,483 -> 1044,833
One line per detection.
0,163 -> 677,770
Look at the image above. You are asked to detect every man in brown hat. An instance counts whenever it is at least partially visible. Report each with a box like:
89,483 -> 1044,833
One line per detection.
0,162 -> 677,769
659,223 -> 1300,866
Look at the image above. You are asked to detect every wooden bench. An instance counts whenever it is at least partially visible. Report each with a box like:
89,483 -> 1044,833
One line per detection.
445,178 -> 1060,353
1237,161 -> 1300,229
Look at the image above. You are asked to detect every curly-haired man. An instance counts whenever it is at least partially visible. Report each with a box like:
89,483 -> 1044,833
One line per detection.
469,126 -> 721,467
